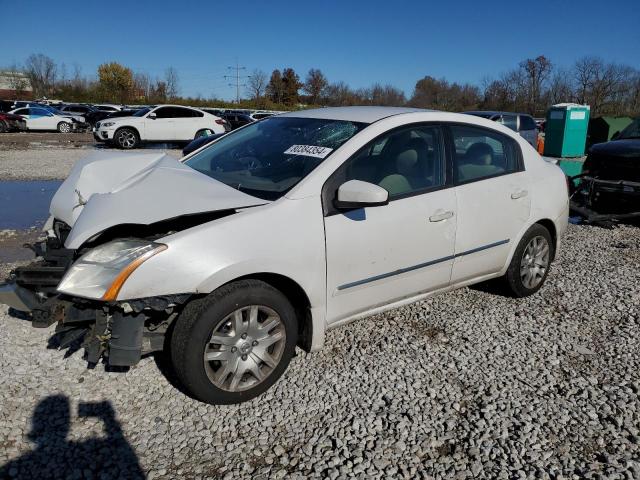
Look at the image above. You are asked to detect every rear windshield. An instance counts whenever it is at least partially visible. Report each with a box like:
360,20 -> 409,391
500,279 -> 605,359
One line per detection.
618,119 -> 640,139
185,116 -> 366,200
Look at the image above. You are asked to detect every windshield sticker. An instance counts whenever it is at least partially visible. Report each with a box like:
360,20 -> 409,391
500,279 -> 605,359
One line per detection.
284,145 -> 333,159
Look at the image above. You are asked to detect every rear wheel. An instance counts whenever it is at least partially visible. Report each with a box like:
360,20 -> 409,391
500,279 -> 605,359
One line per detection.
170,279 -> 297,404
57,122 -> 71,133
114,128 -> 139,149
0,121 -> 7,133
503,224 -> 553,297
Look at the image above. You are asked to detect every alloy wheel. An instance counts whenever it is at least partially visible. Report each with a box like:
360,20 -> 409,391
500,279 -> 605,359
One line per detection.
203,305 -> 286,392
118,130 -> 136,148
520,235 -> 550,289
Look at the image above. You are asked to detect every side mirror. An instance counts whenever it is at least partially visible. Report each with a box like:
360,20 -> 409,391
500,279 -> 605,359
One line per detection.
147,112 -> 157,119
334,180 -> 389,209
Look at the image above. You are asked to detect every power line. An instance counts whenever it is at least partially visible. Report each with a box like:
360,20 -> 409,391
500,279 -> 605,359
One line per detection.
224,60 -> 250,104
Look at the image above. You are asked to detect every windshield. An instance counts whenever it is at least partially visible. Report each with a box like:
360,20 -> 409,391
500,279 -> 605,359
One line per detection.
134,107 -> 151,117
185,116 -> 366,200
618,119 -> 640,139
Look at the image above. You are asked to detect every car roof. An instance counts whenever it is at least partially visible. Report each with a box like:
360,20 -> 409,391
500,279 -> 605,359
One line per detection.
464,110 -> 532,117
278,106 -> 429,124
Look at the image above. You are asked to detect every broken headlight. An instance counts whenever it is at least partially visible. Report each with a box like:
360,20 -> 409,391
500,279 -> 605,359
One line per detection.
57,240 -> 167,301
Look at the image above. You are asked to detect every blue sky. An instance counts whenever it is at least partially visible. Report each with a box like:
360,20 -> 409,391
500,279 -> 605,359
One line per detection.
2,0 -> 639,100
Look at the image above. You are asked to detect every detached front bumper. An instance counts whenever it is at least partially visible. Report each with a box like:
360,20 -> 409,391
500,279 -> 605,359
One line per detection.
8,119 -> 27,131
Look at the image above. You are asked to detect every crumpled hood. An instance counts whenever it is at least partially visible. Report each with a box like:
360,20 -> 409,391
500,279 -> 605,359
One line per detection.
51,151 -> 266,249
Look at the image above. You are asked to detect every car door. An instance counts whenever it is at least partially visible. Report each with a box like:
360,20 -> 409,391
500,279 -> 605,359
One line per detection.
145,107 -> 176,141
171,107 -> 201,140
449,124 -> 531,284
26,108 -> 54,130
323,124 -> 457,324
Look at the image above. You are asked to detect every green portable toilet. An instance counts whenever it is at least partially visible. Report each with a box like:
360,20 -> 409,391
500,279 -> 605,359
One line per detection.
587,116 -> 632,146
543,103 -> 590,158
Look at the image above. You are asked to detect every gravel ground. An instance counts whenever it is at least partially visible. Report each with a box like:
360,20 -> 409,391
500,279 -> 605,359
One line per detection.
0,223 -> 638,479
0,133 -> 182,180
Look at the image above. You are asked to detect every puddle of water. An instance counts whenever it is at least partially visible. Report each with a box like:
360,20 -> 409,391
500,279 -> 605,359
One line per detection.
0,180 -> 62,229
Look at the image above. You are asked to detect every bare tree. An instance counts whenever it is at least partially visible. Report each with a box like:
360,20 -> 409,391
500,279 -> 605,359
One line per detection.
165,67 -> 180,100
246,69 -> 267,103
303,68 -> 328,105
548,68 -> 574,105
520,56 -> 552,115
574,56 -> 599,105
24,53 -> 57,97
134,72 -> 151,101
573,56 -> 636,114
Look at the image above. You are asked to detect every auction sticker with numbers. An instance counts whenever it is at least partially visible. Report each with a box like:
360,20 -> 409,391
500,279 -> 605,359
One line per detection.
284,145 -> 333,159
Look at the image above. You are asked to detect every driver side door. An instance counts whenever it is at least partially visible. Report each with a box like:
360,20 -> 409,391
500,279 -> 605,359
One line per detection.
145,107 -> 176,141
323,124 -> 457,324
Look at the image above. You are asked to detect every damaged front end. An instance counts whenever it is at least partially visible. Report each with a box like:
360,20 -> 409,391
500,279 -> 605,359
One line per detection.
0,222 -> 192,367
50,294 -> 190,367
569,141 -> 640,223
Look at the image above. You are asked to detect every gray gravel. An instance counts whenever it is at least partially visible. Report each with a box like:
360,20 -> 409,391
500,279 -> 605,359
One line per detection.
0,223 -> 638,479
0,147 -> 182,180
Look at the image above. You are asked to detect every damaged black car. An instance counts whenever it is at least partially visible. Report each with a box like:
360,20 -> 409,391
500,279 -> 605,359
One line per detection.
570,118 -> 640,223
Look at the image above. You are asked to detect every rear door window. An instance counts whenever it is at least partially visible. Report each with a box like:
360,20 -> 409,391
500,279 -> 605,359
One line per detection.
451,125 -> 521,183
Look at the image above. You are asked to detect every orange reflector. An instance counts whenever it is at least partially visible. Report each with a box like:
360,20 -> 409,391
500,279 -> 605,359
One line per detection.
101,245 -> 167,301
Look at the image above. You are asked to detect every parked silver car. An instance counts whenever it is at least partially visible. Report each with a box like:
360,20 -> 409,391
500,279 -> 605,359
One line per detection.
464,111 -> 538,147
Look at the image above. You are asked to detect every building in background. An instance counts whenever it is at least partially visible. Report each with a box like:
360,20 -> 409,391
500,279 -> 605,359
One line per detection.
0,71 -> 33,100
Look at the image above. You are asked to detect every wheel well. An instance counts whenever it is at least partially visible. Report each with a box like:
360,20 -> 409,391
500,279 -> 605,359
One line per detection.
235,273 -> 313,352
535,219 -> 557,260
114,125 -> 140,139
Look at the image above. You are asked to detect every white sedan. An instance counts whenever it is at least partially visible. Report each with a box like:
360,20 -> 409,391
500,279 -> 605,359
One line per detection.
93,104 -> 227,148
9,106 -> 78,132
0,107 -> 568,404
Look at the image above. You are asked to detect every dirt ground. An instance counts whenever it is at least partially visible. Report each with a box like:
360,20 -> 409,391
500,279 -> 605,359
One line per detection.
0,131 -> 95,150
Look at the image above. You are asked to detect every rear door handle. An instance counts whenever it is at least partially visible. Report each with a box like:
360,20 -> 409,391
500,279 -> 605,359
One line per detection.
429,210 -> 454,222
511,189 -> 528,200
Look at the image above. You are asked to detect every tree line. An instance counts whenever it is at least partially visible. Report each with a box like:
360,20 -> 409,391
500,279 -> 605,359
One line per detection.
6,53 -> 640,116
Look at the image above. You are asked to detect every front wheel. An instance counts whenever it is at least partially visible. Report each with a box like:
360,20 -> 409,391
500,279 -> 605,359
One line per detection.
114,128 -> 139,149
503,224 -> 554,297
57,122 -> 71,133
170,280 -> 297,404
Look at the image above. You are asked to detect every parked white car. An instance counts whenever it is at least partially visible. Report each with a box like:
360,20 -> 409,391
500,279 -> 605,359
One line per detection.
93,104 -> 123,112
93,104 -> 227,148
9,107 -> 78,132
0,107 -> 568,404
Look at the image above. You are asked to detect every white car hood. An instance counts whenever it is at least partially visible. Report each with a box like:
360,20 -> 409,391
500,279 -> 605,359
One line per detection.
51,151 -> 266,249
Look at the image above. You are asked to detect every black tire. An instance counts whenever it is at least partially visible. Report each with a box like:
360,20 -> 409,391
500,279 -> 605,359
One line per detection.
0,120 -> 7,133
114,127 -> 139,149
194,128 -> 213,139
57,122 -> 71,133
503,223 -> 554,297
170,279 -> 298,404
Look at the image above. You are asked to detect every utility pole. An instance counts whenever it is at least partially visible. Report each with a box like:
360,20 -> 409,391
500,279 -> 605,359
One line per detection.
225,60 -> 249,104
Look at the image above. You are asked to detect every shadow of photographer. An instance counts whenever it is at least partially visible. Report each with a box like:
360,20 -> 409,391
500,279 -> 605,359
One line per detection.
0,395 -> 144,479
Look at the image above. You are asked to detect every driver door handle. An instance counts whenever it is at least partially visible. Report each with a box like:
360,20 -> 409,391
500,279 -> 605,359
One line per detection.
511,189 -> 528,200
429,210 -> 454,222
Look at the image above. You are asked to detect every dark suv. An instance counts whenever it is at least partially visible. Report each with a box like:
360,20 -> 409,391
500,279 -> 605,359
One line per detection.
57,104 -> 110,125
464,111 -> 538,147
